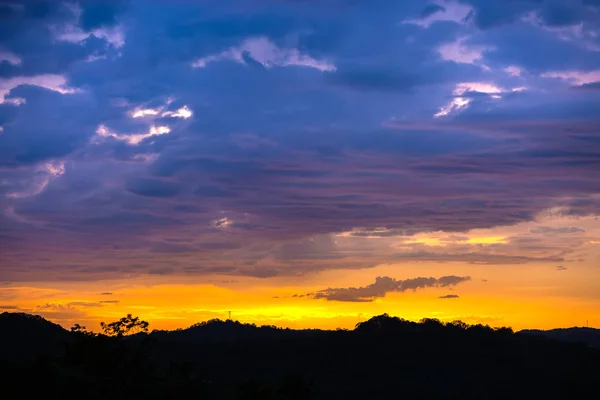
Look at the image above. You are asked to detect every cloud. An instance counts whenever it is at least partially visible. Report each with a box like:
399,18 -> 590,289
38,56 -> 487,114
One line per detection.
555,265 -> 568,271
52,1 -> 125,48
192,36 -> 335,72
0,0 -> 599,283
530,226 -> 585,234
130,100 -> 193,120
407,1 -> 473,28
94,124 -> 171,145
439,294 -> 460,299
33,302 -> 94,321
504,65 -> 522,77
306,275 -> 471,302
541,70 -> 600,85
437,37 -> 491,65
434,81 -> 524,117
5,161 -> 65,199
0,50 -> 22,66
55,24 -> 125,49
161,106 -> 193,119
0,74 -> 76,104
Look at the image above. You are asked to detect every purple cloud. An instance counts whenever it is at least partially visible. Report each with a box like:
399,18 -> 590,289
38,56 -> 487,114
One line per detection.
302,275 -> 471,302
0,0 -> 599,282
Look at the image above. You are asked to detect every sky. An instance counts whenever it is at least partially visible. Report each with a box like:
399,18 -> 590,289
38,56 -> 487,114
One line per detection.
1,0 -> 600,332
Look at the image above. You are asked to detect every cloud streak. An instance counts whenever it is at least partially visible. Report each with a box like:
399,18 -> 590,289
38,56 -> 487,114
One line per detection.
302,275 -> 471,302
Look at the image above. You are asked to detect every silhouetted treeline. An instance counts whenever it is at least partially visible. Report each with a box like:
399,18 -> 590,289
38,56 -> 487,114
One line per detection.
1,312 -> 599,399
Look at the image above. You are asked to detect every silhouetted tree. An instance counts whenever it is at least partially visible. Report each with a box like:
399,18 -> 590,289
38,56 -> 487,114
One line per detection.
100,314 -> 149,337
70,323 -> 95,336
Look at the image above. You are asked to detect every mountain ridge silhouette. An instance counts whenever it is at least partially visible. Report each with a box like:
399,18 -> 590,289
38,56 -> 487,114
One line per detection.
2,311 -> 600,399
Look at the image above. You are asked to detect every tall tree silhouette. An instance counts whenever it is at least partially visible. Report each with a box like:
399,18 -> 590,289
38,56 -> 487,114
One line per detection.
70,323 -> 95,336
100,314 -> 149,337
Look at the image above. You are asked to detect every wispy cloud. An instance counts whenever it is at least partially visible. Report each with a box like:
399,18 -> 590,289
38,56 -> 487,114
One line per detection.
439,294 -> 460,299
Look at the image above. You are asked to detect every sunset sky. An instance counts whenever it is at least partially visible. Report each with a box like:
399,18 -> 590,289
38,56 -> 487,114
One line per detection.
1,0 -> 600,332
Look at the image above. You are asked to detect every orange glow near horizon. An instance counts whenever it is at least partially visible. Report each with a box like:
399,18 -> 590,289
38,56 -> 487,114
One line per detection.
3,259 -> 600,332
3,214 -> 599,333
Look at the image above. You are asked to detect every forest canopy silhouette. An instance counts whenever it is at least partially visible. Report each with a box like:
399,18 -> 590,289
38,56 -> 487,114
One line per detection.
1,311 -> 599,399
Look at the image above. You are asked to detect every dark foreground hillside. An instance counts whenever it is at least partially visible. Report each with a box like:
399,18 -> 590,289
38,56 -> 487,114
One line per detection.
1,312 -> 599,400
519,326 -> 600,348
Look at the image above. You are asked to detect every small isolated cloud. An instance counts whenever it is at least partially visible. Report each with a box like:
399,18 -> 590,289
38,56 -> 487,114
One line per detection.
100,292 -> 113,295
304,275 -> 471,302
94,124 -> 171,145
162,105 -> 193,119
192,36 -> 335,72
556,265 -> 568,271
406,1 -> 473,28
131,108 -> 160,118
439,294 -> 460,299
99,300 -> 120,304
131,103 -> 193,120
437,37 -> 490,65
434,96 -> 472,118
214,217 -> 232,228
504,65 -> 522,77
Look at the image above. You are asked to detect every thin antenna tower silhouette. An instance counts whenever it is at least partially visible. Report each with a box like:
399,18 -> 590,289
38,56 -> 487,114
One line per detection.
228,311 -> 231,320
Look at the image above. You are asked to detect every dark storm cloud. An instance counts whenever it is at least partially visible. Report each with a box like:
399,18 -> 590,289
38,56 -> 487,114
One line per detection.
1,0 -> 599,281
305,275 -> 470,302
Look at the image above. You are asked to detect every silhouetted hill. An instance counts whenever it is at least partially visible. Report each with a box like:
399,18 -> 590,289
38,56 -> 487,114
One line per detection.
1,312 -> 599,399
151,318 -> 327,344
519,327 -> 600,348
0,312 -> 70,361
